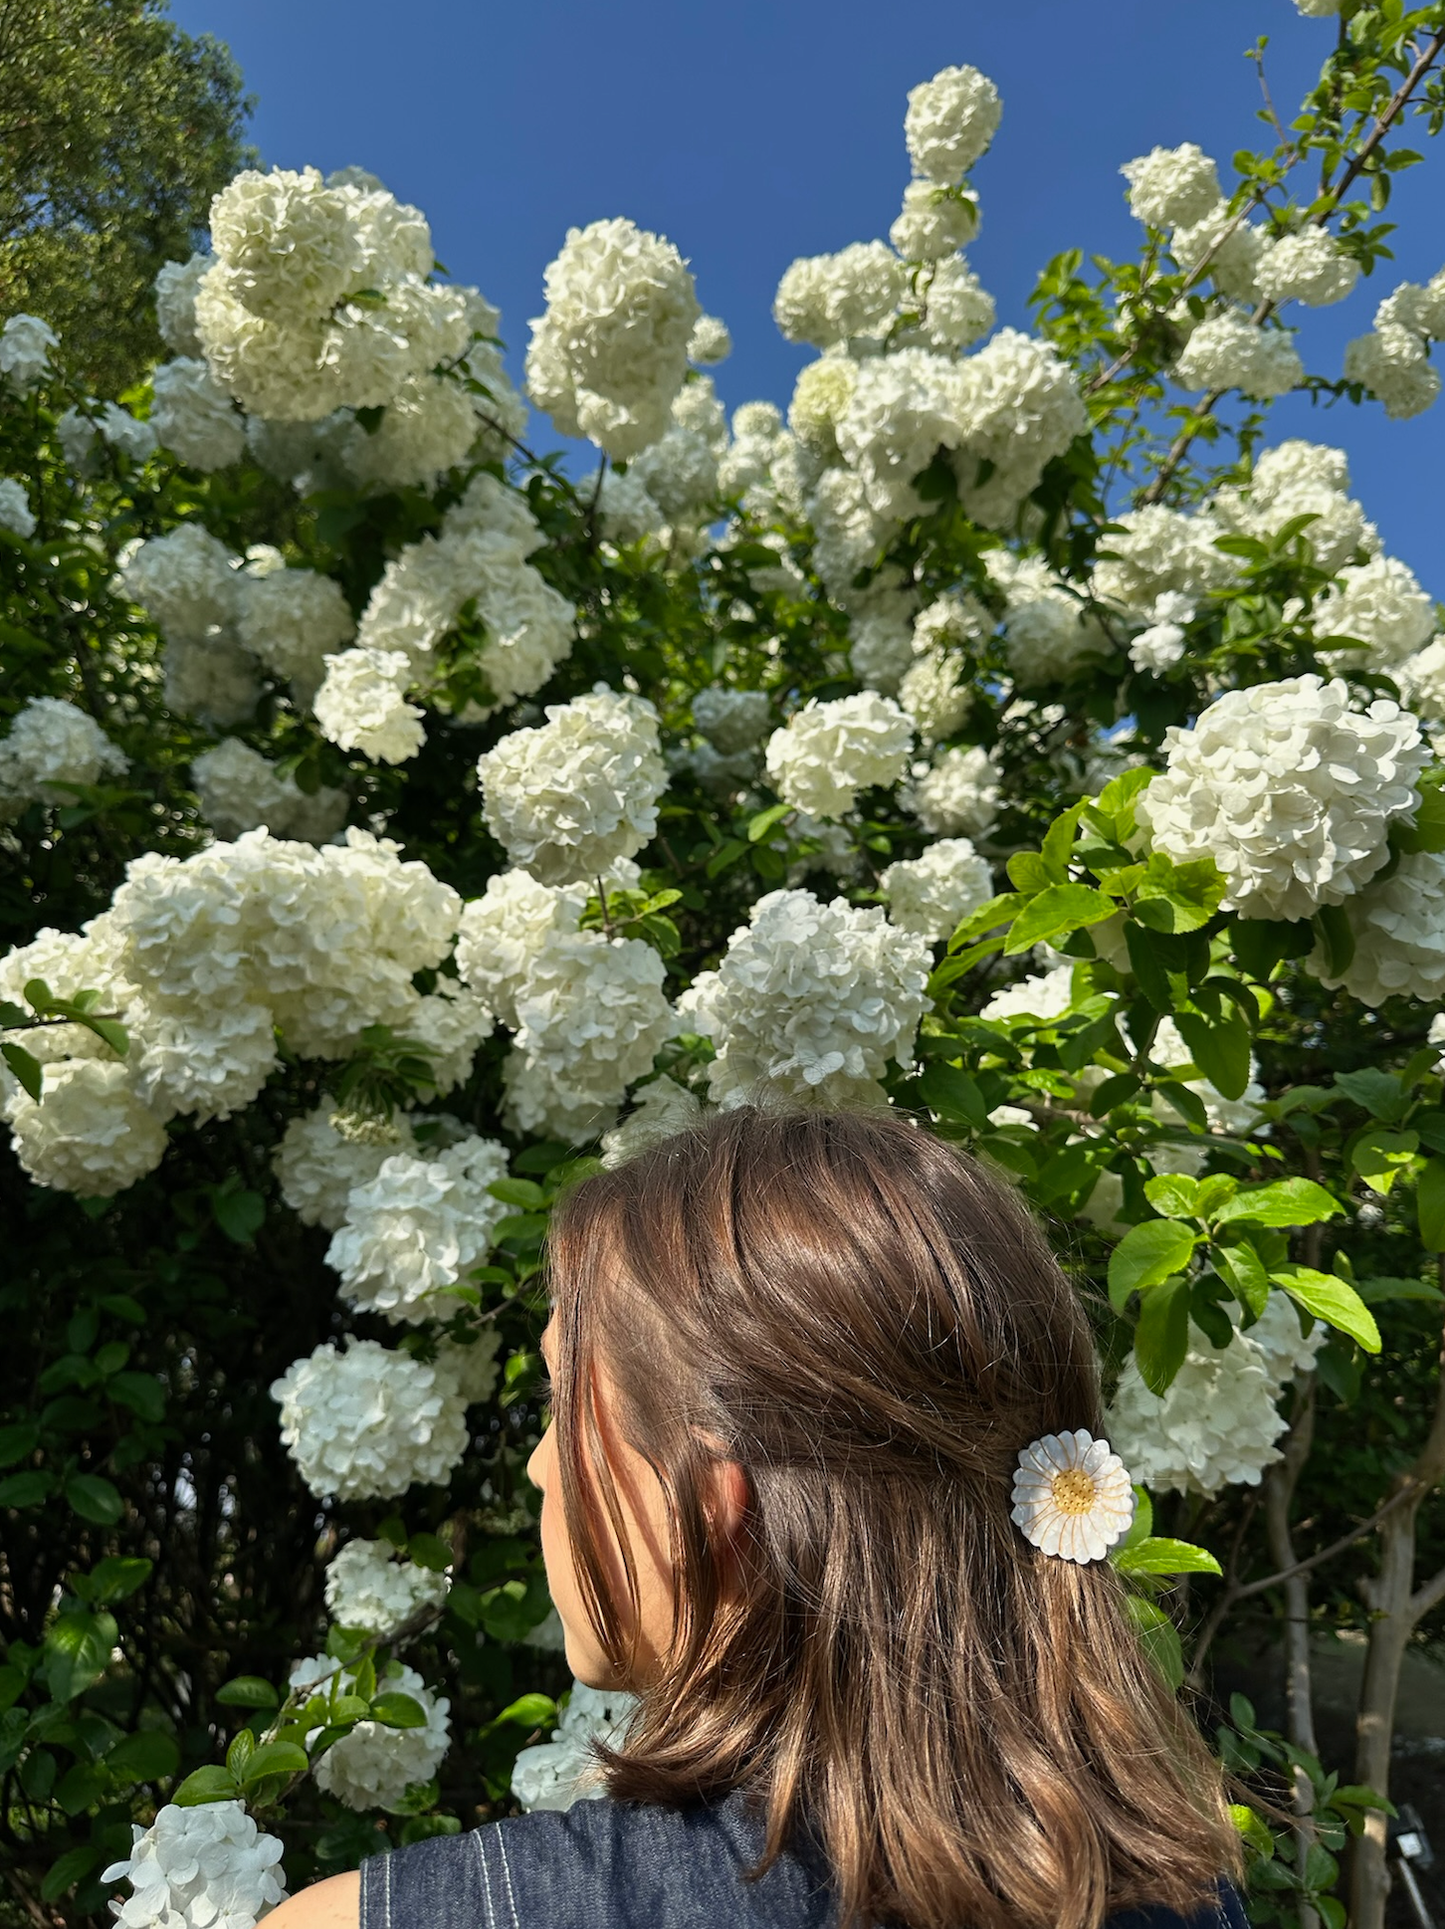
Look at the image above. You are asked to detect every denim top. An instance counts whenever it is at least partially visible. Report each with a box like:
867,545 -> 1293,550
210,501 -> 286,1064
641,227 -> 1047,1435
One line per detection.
358,1789 -> 1249,1929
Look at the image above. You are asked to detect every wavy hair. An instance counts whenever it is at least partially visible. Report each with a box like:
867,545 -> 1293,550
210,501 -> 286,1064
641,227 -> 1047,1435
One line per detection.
544,1107 -> 1239,1929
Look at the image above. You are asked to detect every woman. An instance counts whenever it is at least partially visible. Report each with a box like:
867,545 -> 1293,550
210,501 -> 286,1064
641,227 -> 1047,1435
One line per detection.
271,1108 -> 1245,1929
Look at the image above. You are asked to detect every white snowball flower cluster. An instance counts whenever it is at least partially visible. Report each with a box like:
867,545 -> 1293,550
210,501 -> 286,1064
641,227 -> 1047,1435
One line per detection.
904,65 -> 1002,183
1170,206 -> 1267,303
1375,272 -> 1445,343
59,401 -> 157,471
511,1682 -> 637,1813
774,244 -> 908,348
324,1538 -> 450,1637
526,217 -> 700,459
1128,592 -> 1195,675
289,1655 -> 450,1811
1214,438 -> 1378,574
880,837 -> 993,941
340,373 -> 477,491
1255,226 -> 1359,307
949,329 -> 1089,527
1107,1295 -> 1323,1496
600,1076 -> 705,1167
271,1338 -> 469,1498
155,254 -> 209,356
890,180 -> 979,262
1120,144 -> 1222,230
325,1134 -> 510,1323
692,686 -> 771,753
1397,639 -> 1445,722
980,961 -> 1076,1025
1093,505 -> 1239,614
836,348 -> 968,517
235,558 -> 357,703
1172,312 -> 1303,400
1310,848 -> 1445,1006
0,478 -> 36,538
899,646 -> 972,746
688,314 -> 732,364
313,649 -> 423,762
1138,675 -> 1426,920
0,314 -> 59,389
0,697 -> 127,811
914,254 -> 996,353
454,869 -> 588,1028
788,355 -> 859,458
764,694 -> 913,819
272,1101 -> 417,1230
102,1801 -> 285,1929
680,889 -> 931,1108
1314,555 -> 1436,668
1343,322 -> 1440,420
990,553 -> 1110,687
123,523 -> 241,642
149,358 -> 246,470
5,1058 -> 169,1197
477,688 -> 667,885
907,744 -> 1002,838
192,738 -> 347,843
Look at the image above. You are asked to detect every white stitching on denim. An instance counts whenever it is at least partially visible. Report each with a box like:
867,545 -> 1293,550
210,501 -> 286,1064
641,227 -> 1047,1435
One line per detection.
473,1827 -> 498,1929
494,1827 -> 520,1929
382,1846 -> 392,1929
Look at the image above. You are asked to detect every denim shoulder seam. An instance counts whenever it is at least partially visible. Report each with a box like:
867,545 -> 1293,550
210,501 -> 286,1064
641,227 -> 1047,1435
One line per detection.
494,1827 -> 520,1929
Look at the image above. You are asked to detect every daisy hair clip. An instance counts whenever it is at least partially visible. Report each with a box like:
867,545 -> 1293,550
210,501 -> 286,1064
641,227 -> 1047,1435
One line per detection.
1010,1429 -> 1136,1564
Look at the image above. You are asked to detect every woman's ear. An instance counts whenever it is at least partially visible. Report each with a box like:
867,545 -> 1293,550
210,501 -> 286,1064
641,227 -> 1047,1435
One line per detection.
701,1450 -> 750,1543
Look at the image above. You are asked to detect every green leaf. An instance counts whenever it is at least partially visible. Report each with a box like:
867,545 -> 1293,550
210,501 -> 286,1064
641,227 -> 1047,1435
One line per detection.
105,1729 -> 180,1783
1115,1536 -> 1223,1578
1142,1174 -> 1201,1220
1133,855 -> 1226,934
1273,1266 -> 1381,1355
0,1470 -> 54,1507
1003,883 -> 1117,955
1,1042 -> 43,1101
370,1692 -> 428,1730
1040,800 -> 1089,881
74,1014 -> 128,1058
1350,1127 -> 1418,1197
40,1848 -> 99,1902
65,1473 -> 123,1525
917,1062 -> 987,1127
486,1178 -> 546,1210
240,1740 -> 309,1783
227,1729 -> 255,1780
493,1692 -> 557,1730
1215,1240 -> 1270,1317
1354,1275 -> 1445,1306
44,1609 -> 117,1701
1394,778 -> 1445,853
1134,1274 -> 1191,1395
173,1765 -> 242,1807
1212,1179 -> 1343,1229
1107,1221 -> 1199,1310
1334,1068 -> 1406,1123
1123,924 -> 1177,1011
88,1556 -> 152,1604
1230,1804 -> 1276,1856
1124,1595 -> 1184,1690
948,892 -> 1028,951
407,1533 -> 453,1574
1312,903 -> 1355,979
215,1676 -> 280,1709
1171,1011 -> 1251,1103
211,1186 -> 264,1246
1417,1157 -> 1445,1252
0,1421 -> 39,1468
746,803 -> 791,844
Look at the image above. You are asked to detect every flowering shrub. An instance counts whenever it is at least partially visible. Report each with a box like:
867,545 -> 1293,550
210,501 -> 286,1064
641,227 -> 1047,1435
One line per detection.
3,13 -> 1445,1929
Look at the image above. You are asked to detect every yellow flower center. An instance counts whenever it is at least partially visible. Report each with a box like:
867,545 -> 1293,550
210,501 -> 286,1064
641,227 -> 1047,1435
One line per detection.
1049,1468 -> 1098,1515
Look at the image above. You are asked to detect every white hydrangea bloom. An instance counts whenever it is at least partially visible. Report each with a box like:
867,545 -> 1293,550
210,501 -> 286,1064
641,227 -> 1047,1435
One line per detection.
163,639 -> 262,728
949,330 -> 1088,528
154,254 -> 210,356
526,217 -> 700,459
915,254 -> 996,352
102,1801 -> 285,1929
1246,1291 -> 1327,1389
271,1339 -> 468,1499
313,648 -> 425,763
192,738 -> 347,843
405,976 -> 495,1095
1172,312 -> 1303,399
324,1539 -> 449,1637
890,181 -> 979,261
0,919 -> 136,1084
504,931 -> 673,1139
1213,438 -> 1377,575
1255,227 -> 1359,307
595,466 -> 668,544
193,272 -> 343,421
692,687 -> 771,753
1315,555 -> 1436,668
1344,324 -> 1441,420
1171,207 -> 1267,302
273,1102 -> 416,1231
1396,638 -> 1445,721
0,697 -> 127,809
680,889 -> 931,1108
1295,0 -> 1343,13
788,355 -> 859,458
600,1076 -> 705,1167
236,563 -> 356,701
326,1135 -> 510,1324
773,244 -> 908,348
290,1655 -> 450,1811
341,373 -> 478,490
836,348 -> 968,518
328,168 -> 435,280
899,648 -> 972,746
6,1058 -> 168,1195
904,65 -> 1002,183
477,688 -> 667,885
1129,593 -> 1192,674
993,555 -> 1109,687
628,423 -> 719,524
59,401 -> 157,471
454,870 -> 586,1029
149,358 -> 246,470
1375,274 -> 1445,342
122,523 -> 242,645
765,694 -> 913,819
1093,505 -> 1238,614
0,314 -> 59,389
126,992 -> 280,1126
805,465 -> 896,601
1120,146 -> 1222,229
1106,1322 -> 1288,1496
208,167 -> 361,321
1310,848 -> 1445,1006
432,1327 -> 503,1407
0,478 -> 36,538
908,744 -> 1002,838
687,314 -> 732,364
980,962 -> 1075,1024
511,1682 -> 637,1813
1137,675 -> 1426,920
880,837 -> 993,940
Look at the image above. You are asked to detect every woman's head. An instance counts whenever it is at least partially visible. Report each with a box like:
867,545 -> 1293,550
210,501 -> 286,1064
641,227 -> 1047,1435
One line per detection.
528,1108 -> 1238,1929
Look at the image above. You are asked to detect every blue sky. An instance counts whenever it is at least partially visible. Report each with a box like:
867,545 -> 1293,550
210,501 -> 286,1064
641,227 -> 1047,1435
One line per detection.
169,0 -> 1443,592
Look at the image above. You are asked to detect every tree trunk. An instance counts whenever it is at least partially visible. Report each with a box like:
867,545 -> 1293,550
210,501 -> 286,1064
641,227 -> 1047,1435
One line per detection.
1265,1387 -> 1318,1929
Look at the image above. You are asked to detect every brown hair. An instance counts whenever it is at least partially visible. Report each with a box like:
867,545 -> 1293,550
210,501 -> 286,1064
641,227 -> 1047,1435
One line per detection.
545,1108 -> 1239,1929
